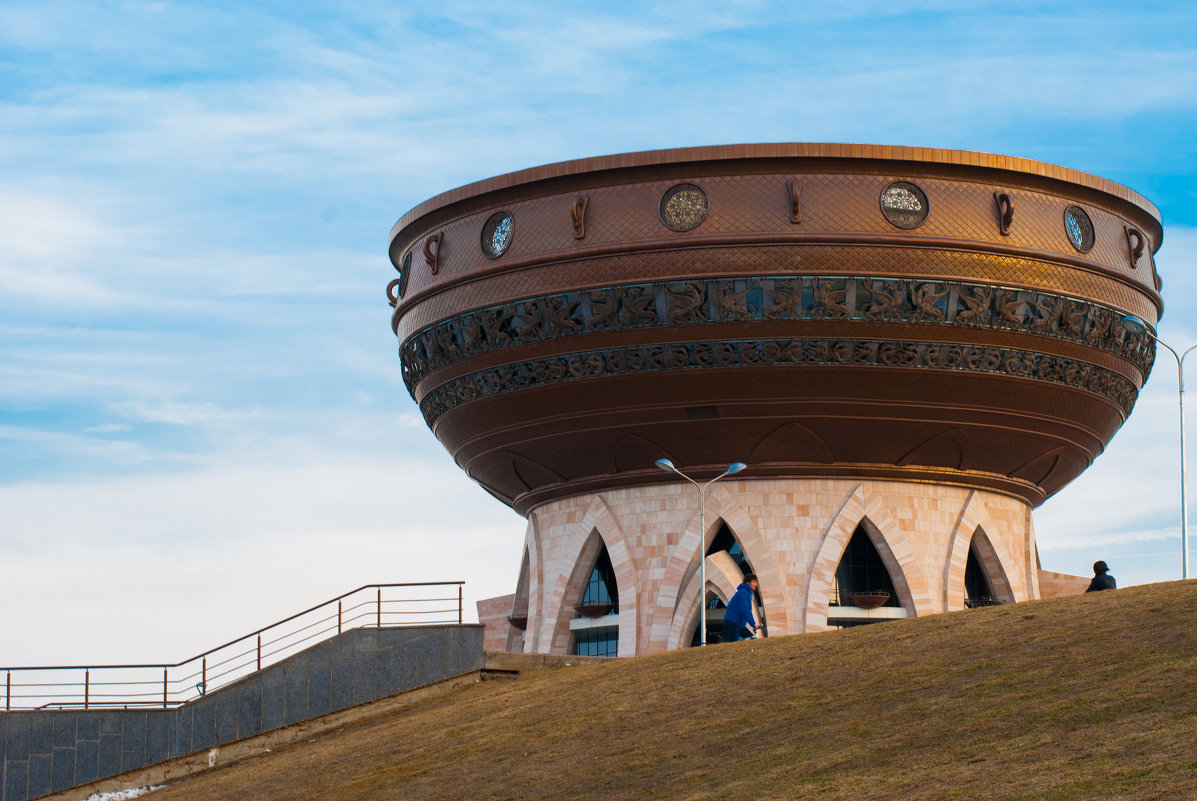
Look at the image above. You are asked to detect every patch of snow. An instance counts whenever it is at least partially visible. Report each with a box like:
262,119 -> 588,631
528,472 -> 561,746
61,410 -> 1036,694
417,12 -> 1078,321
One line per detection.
80,785 -> 164,801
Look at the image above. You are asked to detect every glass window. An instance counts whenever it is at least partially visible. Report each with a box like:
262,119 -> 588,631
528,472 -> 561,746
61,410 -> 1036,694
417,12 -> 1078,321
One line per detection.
573,626 -> 618,657
581,547 -> 619,609
965,541 -> 1002,607
830,525 -> 900,607
707,523 -> 751,573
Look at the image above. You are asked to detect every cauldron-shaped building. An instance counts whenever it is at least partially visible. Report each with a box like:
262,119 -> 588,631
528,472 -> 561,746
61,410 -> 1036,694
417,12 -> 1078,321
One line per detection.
387,144 -> 1162,656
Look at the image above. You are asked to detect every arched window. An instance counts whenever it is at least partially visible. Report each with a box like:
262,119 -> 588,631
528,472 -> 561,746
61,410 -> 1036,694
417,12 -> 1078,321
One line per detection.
828,524 -> 905,628
964,539 -> 1002,608
699,519 -> 766,636
571,543 -> 618,657
707,523 -> 752,573
580,547 -> 618,610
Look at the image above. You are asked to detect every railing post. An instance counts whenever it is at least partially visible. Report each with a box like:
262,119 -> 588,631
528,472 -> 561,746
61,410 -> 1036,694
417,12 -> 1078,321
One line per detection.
163,668 -> 168,709
202,657 -> 207,695
5,670 -> 10,710
458,585 -> 463,623
377,586 -> 382,628
84,669 -> 90,709
338,599 -> 343,633
257,634 -> 262,670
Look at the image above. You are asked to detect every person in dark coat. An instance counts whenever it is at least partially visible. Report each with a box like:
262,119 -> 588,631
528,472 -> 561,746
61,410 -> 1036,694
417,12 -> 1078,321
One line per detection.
723,573 -> 759,642
1086,560 -> 1116,592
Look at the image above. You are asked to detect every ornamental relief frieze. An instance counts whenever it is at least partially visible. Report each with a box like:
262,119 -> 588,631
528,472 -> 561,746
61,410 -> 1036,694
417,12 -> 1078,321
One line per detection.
416,336 -> 1139,427
399,276 -> 1155,393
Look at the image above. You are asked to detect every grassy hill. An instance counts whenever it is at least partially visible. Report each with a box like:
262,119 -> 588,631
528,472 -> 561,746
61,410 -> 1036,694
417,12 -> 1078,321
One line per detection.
148,581 -> 1196,800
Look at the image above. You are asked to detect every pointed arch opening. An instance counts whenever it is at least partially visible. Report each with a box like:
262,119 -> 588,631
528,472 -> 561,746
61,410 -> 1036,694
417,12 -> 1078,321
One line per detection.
668,549 -> 749,650
507,549 -> 531,652
964,544 -> 995,605
827,523 -> 908,629
704,522 -> 766,640
707,522 -> 752,573
963,528 -> 1016,608
569,537 -> 619,657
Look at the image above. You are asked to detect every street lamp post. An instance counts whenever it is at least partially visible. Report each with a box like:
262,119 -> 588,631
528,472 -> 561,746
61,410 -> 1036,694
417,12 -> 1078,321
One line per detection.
655,459 -> 748,645
1121,315 -> 1195,579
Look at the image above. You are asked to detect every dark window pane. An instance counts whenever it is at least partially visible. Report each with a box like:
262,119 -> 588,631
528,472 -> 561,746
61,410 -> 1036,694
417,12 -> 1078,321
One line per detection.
830,525 -> 900,607
965,542 -> 995,602
573,626 -> 618,657
581,546 -> 619,610
707,523 -> 752,573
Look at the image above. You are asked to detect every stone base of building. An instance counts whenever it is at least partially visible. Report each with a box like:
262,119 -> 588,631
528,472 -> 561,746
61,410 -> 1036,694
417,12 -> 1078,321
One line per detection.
479,478 -> 1086,657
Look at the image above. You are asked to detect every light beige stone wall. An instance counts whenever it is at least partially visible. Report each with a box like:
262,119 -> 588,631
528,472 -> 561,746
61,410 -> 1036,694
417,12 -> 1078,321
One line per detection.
503,478 -> 1037,656
1037,569 -> 1091,598
476,594 -> 515,652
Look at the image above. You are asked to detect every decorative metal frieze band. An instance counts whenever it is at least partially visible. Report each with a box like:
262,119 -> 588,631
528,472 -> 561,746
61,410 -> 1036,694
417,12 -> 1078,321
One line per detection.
399,275 -> 1154,393
417,336 -> 1138,426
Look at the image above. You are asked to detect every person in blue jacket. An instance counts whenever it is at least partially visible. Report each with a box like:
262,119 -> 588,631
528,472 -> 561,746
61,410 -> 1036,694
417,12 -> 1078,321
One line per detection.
723,573 -> 759,643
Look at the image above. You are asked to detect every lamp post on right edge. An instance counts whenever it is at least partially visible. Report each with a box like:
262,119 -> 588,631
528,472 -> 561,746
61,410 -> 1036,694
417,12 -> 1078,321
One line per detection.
1121,315 -> 1195,579
655,459 -> 747,645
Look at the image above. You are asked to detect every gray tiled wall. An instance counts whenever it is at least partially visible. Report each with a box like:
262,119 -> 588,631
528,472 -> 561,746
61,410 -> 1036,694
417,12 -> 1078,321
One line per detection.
0,625 -> 484,801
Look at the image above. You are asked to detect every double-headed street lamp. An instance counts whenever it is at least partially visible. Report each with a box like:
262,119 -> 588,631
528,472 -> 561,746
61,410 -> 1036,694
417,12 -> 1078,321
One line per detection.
1121,315 -> 1195,579
655,459 -> 748,645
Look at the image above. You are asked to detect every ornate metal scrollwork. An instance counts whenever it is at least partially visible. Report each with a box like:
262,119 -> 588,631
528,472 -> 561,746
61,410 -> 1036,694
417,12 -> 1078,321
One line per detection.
911,282 -> 948,322
811,277 -> 850,320
423,232 -> 444,275
399,274 -> 1154,395
572,196 -> 589,240
416,334 -> 1139,426
1124,225 -> 1145,267
993,289 -> 1025,329
714,280 -> 752,321
619,284 -> 659,326
787,180 -> 802,224
994,192 -> 1015,236
866,280 -> 906,321
665,282 -> 706,324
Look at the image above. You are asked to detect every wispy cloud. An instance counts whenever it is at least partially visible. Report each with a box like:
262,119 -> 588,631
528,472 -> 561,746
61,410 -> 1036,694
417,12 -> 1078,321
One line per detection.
0,451 -> 523,663
2,0 -> 1197,665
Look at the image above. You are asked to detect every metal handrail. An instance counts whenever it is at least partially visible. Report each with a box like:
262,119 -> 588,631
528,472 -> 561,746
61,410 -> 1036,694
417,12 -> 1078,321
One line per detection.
2,581 -> 465,710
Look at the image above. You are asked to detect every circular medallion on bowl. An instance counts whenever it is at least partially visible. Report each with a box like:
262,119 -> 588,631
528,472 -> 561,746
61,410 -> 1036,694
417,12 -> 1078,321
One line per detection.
659,183 -> 709,231
879,181 -> 929,229
1063,205 -> 1095,252
481,211 -> 515,258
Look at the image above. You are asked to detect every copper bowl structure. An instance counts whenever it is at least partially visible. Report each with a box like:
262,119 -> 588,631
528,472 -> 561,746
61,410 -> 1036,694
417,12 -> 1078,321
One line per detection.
849,592 -> 892,610
574,604 -> 615,618
388,144 -> 1161,515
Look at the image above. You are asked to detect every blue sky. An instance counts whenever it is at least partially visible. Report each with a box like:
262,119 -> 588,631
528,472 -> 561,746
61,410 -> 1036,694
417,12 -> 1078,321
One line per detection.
3,1 -> 1196,664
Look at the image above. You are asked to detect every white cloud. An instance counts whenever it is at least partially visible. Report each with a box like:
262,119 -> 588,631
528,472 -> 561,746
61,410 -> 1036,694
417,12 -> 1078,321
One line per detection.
114,399 -> 265,426
3,0 -> 1197,671
1038,526 -> 1176,552
0,451 -> 524,664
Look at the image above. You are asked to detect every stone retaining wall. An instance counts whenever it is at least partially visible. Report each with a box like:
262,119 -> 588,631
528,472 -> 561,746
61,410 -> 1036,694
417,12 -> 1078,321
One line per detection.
0,625 -> 484,801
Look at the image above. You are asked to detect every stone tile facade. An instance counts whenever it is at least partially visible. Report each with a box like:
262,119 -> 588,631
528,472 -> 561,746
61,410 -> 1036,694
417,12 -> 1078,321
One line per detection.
478,479 -> 1085,656
476,594 -> 515,652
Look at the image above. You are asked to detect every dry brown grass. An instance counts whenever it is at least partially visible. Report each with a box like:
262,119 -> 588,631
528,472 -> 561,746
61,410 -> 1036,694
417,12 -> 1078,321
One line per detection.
149,581 -> 1197,800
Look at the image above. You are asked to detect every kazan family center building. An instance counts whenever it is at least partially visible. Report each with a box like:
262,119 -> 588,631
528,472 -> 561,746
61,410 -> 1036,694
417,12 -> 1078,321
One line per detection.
386,143 -> 1163,658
